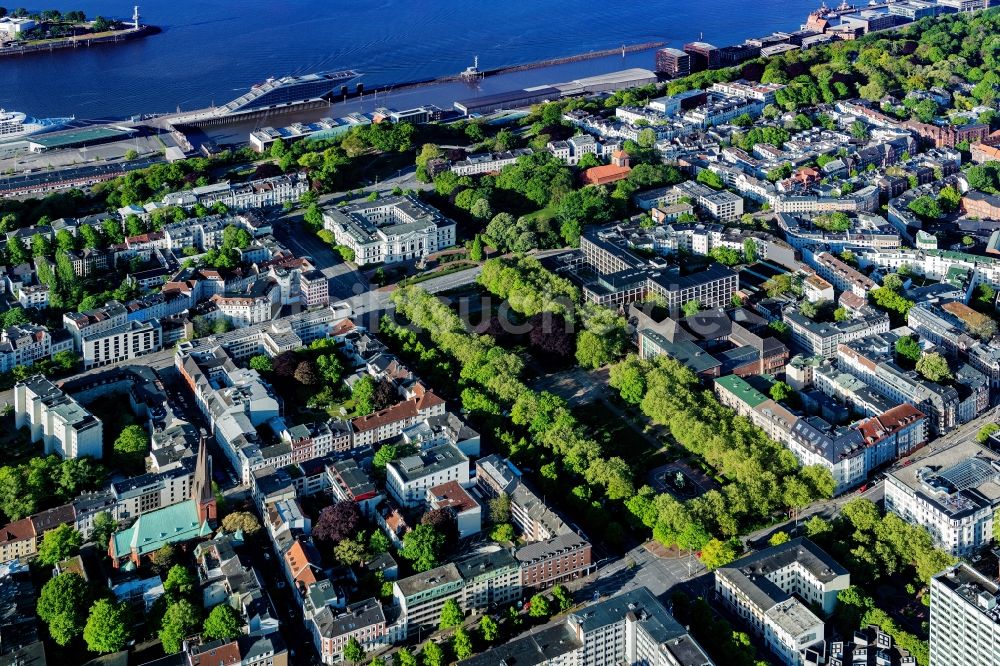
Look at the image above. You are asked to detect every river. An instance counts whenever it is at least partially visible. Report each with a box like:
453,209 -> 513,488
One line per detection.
1,0 -> 821,120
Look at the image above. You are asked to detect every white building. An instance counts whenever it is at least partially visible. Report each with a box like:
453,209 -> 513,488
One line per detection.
450,149 -> 533,176
930,563 -> 1000,666
14,375 -> 103,459
63,300 -> 162,369
884,440 -> 1000,556
458,587 -> 714,666
393,548 -> 520,637
715,538 -> 849,666
161,173 -> 309,211
0,324 -> 72,373
323,195 -> 456,266
385,442 -> 468,508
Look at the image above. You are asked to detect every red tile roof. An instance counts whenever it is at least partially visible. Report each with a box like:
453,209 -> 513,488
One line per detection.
0,518 -> 34,543
857,404 -> 925,445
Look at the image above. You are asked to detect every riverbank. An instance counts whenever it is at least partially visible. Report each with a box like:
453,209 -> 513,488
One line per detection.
0,24 -> 159,58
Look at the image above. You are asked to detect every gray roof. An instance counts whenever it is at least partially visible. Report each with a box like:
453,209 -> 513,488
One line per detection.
515,532 -> 589,565
717,537 -> 847,610
456,623 -> 582,666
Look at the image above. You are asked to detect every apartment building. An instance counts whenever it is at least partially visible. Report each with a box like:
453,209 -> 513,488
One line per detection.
885,441 -> 1000,556
110,457 -> 198,521
789,416 -> 867,494
393,549 -> 521,637
655,47 -> 690,77
161,173 -> 309,211
0,324 -> 72,373
450,149 -> 533,176
930,563 -> 1000,666
178,346 -> 282,482
784,309 -> 890,358
311,597 -> 390,665
458,587 -> 714,666
515,532 -> 593,589
63,300 -> 162,369
14,375 -> 103,459
385,443 -> 469,508
426,481 -> 481,538
322,195 -> 457,266
476,454 -> 575,542
838,333 -> 962,434
812,252 -> 877,298
716,538 -> 849,666
300,269 -> 330,308
349,389 -> 447,448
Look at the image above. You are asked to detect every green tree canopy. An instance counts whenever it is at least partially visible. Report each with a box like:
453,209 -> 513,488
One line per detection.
37,524 -> 82,565
439,598 -> 464,630
84,599 -> 131,653
400,523 -> 446,572
38,572 -> 89,646
159,599 -> 202,654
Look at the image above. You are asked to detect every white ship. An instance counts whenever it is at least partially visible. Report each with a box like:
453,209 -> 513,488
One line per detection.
0,109 -> 73,142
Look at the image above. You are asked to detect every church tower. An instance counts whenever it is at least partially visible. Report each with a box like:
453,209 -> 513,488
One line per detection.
192,437 -> 217,523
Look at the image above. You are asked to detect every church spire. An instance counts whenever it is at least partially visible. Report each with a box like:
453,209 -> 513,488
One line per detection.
192,436 -> 216,522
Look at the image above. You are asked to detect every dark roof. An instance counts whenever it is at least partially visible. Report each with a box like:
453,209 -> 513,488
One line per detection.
456,623 -> 582,665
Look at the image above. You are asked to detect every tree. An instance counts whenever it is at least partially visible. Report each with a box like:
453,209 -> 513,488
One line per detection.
353,375 -> 377,415
344,637 -> 366,664
769,381 -> 792,402
372,379 -> 397,411
394,648 -> 417,666
294,359 -> 319,385
977,423 -> 1000,444
895,335 -> 921,364
469,234 -> 484,262
743,238 -> 757,263
163,564 -> 197,599
490,523 -> 516,542
400,523 -> 446,572
6,236 -> 28,265
84,599 -> 131,653
37,523 -> 82,565
315,501 -> 363,544
489,493 -> 511,524
420,641 -> 445,666
804,515 -> 832,540
1,306 -> 29,328
552,585 -> 572,611
916,351 -> 953,383
681,300 -> 701,318
850,120 -> 869,141
480,615 -> 500,642
151,543 -> 178,573
159,599 -> 201,654
373,444 -> 398,470
221,511 -> 261,535
439,598 -> 464,630
91,511 -> 118,548
908,195 -> 941,220
421,508 -> 458,548
529,593 -> 552,618
249,355 -> 273,373
696,169 -> 724,189
335,537 -> 367,565
38,572 -> 89,646
369,529 -> 391,555
700,538 -> 741,571
453,626 -> 474,659
769,531 -> 791,547
114,424 -> 149,458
